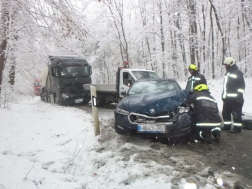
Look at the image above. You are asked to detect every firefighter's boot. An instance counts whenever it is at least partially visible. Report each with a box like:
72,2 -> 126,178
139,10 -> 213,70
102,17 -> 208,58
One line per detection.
204,130 -> 212,144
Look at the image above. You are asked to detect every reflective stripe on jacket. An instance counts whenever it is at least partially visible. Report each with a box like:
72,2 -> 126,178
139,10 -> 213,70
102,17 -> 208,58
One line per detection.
185,91 -> 222,128
222,68 -> 245,101
186,72 -> 207,91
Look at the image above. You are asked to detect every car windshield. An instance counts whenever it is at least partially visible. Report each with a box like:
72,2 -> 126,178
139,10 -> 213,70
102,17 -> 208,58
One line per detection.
128,80 -> 181,95
60,65 -> 90,77
132,71 -> 159,80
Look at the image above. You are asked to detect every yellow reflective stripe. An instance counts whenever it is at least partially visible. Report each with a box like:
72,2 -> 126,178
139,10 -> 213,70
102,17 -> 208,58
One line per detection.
227,93 -> 237,97
224,122 -> 232,125
196,97 -> 217,103
199,131 -> 204,139
196,123 -> 222,126
233,123 -> 242,126
229,74 -> 237,78
190,76 -> 195,90
211,127 -> 221,131
238,89 -> 244,93
223,73 -> 230,98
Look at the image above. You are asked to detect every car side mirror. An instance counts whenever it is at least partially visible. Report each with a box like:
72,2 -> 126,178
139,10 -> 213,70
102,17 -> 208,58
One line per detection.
120,91 -> 126,96
89,66 -> 92,75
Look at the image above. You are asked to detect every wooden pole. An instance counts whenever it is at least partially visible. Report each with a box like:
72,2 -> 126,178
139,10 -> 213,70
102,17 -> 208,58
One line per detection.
90,86 -> 100,136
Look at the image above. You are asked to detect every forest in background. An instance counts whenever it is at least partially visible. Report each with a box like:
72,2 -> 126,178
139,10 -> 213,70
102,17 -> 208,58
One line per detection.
0,0 -> 251,105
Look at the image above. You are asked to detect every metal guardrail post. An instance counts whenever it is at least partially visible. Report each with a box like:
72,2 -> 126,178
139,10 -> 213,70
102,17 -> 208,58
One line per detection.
90,86 -> 100,136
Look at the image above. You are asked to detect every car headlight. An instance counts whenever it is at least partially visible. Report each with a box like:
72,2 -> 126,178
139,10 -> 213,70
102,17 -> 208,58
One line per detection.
62,93 -> 69,98
116,107 -> 130,115
178,106 -> 190,114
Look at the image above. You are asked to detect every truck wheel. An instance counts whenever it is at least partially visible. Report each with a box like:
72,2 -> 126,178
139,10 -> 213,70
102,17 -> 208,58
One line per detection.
82,99 -> 90,104
58,94 -> 65,106
45,94 -> 48,103
96,98 -> 105,107
40,93 -> 45,101
46,95 -> 51,103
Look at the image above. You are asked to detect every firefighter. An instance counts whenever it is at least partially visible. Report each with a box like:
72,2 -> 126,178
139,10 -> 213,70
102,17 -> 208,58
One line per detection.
186,64 -> 207,91
186,84 -> 222,143
222,57 -> 245,133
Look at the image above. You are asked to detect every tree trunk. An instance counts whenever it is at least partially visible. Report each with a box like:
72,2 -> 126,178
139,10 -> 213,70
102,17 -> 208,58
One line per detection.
158,3 -> 165,78
0,0 -> 10,90
107,4 -> 124,63
188,0 -> 198,68
210,5 -> 215,79
202,5 -> 206,63
208,0 -> 226,59
114,0 -> 129,63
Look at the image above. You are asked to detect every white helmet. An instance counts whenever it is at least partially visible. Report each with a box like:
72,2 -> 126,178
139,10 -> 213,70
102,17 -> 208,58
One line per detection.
223,57 -> 236,66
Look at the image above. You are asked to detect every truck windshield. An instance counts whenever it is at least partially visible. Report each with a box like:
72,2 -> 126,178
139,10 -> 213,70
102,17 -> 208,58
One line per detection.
60,65 -> 90,77
131,71 -> 159,80
128,80 -> 181,95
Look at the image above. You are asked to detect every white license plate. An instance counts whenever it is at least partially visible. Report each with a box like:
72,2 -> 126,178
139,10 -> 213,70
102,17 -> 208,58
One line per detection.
75,99 -> 83,103
137,125 -> 167,133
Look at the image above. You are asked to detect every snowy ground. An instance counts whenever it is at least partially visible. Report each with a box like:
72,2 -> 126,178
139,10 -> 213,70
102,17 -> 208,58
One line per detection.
0,78 -> 252,189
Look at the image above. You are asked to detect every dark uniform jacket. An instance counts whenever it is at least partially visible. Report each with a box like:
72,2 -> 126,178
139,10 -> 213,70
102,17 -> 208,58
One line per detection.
186,72 -> 207,91
185,90 -> 222,128
222,65 -> 245,101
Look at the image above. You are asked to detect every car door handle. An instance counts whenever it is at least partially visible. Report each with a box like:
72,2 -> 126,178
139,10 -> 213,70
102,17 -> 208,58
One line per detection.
121,87 -> 124,89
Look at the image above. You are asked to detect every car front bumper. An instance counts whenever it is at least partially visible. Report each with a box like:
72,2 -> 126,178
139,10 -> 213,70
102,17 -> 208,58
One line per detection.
114,111 -> 194,138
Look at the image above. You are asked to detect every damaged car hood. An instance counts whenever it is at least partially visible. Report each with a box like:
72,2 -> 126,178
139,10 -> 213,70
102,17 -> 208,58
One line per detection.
118,90 -> 191,116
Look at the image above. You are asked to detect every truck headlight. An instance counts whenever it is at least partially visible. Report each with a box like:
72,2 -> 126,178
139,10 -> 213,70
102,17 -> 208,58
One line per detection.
116,107 -> 130,115
178,106 -> 190,114
62,93 -> 69,98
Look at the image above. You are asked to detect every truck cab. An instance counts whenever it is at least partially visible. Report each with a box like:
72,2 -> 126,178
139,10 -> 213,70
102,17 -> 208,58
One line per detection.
83,67 -> 160,107
40,55 -> 92,105
116,68 -> 159,97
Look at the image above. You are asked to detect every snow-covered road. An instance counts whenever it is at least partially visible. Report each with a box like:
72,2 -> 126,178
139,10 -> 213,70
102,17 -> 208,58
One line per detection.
1,95 -> 252,189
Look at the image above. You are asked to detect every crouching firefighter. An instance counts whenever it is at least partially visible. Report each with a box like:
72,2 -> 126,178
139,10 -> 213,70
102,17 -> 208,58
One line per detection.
185,84 -> 222,143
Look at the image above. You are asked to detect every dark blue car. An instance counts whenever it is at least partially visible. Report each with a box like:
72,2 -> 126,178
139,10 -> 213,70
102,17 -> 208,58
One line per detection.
114,78 -> 195,140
